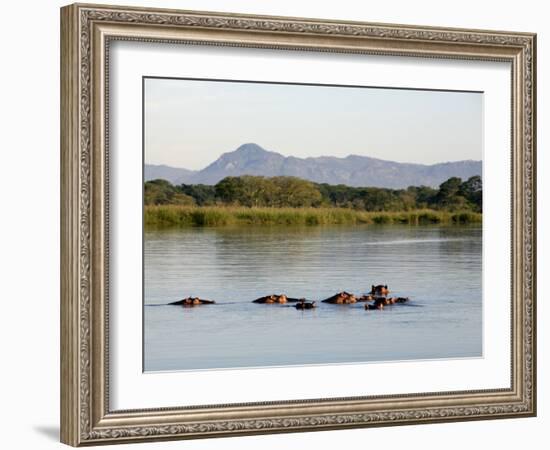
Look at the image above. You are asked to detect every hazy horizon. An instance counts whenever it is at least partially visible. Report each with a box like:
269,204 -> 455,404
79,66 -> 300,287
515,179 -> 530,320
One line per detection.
145,141 -> 482,171
145,78 -> 483,170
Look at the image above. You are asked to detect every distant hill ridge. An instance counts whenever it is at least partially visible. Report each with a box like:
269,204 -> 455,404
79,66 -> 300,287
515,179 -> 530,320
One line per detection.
145,143 -> 481,189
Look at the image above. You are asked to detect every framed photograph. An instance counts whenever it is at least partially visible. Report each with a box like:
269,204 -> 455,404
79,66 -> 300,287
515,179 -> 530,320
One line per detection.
60,3 -> 536,446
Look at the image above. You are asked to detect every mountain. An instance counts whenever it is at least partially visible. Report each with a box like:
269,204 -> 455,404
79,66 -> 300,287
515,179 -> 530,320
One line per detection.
145,143 -> 481,189
144,164 -> 195,185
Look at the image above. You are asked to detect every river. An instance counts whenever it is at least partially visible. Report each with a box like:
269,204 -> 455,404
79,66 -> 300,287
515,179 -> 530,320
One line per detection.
144,225 -> 482,371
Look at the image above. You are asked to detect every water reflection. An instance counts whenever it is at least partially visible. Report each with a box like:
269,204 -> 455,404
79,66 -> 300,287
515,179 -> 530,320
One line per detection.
144,225 -> 482,371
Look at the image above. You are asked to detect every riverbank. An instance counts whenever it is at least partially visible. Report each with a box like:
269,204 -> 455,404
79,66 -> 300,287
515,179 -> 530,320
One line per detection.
144,205 -> 482,227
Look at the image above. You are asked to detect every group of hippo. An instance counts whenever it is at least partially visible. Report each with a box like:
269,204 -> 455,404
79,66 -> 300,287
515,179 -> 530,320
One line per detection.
168,285 -> 409,311
321,286 -> 409,310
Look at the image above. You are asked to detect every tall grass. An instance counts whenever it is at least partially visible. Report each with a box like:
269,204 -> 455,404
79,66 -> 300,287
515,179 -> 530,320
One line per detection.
144,206 -> 482,228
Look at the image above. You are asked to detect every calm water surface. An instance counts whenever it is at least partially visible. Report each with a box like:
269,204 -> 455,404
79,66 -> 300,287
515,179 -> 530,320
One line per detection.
144,225 -> 482,371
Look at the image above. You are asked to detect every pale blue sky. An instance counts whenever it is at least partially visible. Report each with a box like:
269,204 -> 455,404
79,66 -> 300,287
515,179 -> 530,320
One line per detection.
144,77 -> 482,170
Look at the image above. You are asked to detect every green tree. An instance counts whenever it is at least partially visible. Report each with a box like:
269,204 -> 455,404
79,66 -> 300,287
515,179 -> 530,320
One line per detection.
179,184 -> 217,206
145,175 -> 482,213
398,189 -> 417,211
460,176 -> 482,212
214,176 -> 280,207
412,185 -> 437,208
435,177 -> 466,210
215,176 -> 245,205
144,179 -> 195,206
271,176 -> 322,207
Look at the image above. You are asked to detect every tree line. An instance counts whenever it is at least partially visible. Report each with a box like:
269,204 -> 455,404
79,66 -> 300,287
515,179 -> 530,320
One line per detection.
145,175 -> 482,213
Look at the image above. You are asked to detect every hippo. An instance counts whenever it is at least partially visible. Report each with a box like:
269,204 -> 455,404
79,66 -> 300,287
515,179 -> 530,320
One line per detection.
365,297 -> 388,310
253,295 -> 276,304
322,291 -> 357,304
252,294 -> 288,304
365,302 -> 384,310
295,300 -> 317,310
277,294 -> 288,304
380,296 -> 409,305
370,285 -> 389,296
168,297 -> 216,307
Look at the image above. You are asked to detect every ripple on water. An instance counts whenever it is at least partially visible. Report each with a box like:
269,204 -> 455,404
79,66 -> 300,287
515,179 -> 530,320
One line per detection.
144,225 -> 482,371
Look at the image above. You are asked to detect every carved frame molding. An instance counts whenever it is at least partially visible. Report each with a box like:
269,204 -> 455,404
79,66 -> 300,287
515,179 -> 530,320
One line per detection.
61,3 -> 536,446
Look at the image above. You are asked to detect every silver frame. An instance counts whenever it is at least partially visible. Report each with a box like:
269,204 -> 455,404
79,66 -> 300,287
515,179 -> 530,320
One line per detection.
61,3 -> 536,446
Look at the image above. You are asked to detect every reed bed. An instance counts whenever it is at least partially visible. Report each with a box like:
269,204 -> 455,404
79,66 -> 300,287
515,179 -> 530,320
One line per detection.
144,206 -> 482,228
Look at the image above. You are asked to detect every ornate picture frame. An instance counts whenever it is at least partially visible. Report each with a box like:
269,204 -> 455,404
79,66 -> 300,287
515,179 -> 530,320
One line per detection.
60,3 -> 536,446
